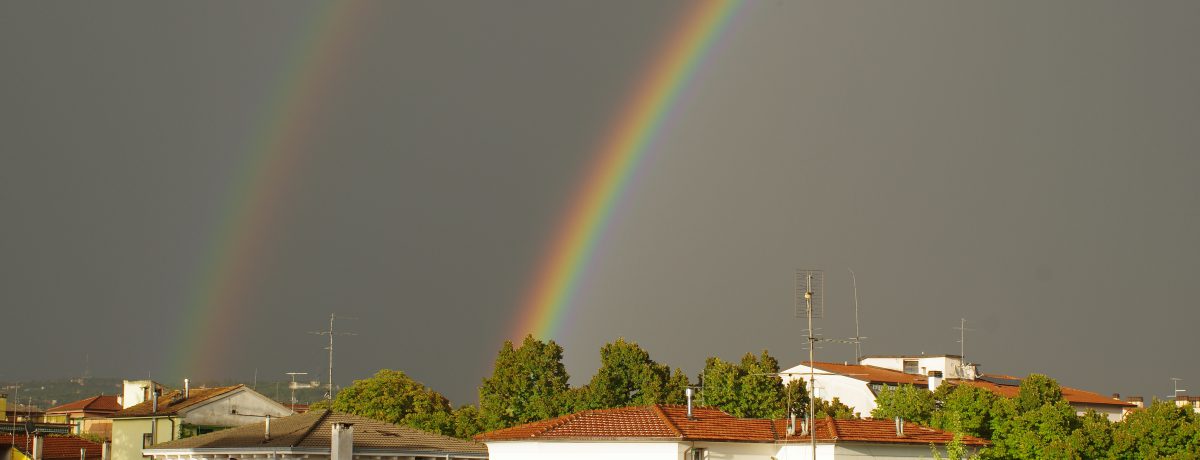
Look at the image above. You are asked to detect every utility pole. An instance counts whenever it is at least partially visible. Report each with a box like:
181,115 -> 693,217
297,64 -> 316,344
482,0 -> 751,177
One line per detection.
310,314 -> 355,400
804,279 -> 817,460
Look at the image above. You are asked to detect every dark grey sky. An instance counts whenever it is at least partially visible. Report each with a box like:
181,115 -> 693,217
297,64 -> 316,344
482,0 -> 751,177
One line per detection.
3,1 -> 1198,406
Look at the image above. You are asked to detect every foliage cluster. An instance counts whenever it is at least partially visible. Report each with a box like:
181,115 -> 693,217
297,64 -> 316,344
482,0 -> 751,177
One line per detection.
872,373 -> 1200,459
328,335 -> 843,439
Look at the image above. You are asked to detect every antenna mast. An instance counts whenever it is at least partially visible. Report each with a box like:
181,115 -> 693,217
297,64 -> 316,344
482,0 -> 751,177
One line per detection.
796,270 -> 824,460
849,269 -> 863,362
310,313 -> 356,400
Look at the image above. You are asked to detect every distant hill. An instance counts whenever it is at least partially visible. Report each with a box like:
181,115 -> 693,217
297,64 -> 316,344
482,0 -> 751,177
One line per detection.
0,378 -> 329,410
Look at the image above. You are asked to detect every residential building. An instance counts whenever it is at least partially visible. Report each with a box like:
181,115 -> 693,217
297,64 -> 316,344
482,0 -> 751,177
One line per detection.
110,384 -> 292,460
782,357 -> 1134,422
0,434 -> 103,460
143,410 -> 487,460
44,395 -> 122,439
476,404 -> 985,460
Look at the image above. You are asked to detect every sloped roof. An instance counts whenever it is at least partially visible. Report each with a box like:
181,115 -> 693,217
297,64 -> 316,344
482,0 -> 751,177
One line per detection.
112,386 -> 242,418
47,395 -> 122,414
797,361 -> 928,386
0,435 -> 103,460
953,376 -> 1134,407
146,410 -> 485,455
476,404 -> 986,446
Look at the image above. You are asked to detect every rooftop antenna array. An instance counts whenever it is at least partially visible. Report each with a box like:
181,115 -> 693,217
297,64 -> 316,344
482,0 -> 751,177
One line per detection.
285,372 -> 308,412
954,318 -> 975,378
1172,378 -> 1186,400
795,269 -> 824,460
310,313 -> 356,400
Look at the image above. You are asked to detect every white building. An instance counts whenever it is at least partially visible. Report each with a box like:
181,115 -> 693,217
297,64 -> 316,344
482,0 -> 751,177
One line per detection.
477,404 -> 985,460
144,410 -> 486,460
782,356 -> 1134,422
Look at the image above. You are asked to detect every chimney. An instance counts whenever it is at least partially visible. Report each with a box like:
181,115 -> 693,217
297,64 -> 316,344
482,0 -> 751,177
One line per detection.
927,371 -> 943,393
1177,394 -> 1189,407
894,417 -> 904,437
151,389 -> 158,414
1128,396 -> 1144,409
80,448 -> 86,460
1112,393 -> 1120,400
685,388 -> 694,419
799,416 -> 808,436
331,422 -> 353,460
102,442 -> 110,460
184,379 -> 190,399
32,434 -> 44,460
264,415 -> 271,441
787,411 -> 796,436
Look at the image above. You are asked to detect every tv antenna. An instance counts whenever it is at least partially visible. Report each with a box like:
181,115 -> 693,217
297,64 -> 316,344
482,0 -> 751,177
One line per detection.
285,372 -> 308,412
795,269 -> 824,460
1172,378 -> 1186,400
848,269 -> 867,362
310,313 -> 356,400
954,319 -> 974,376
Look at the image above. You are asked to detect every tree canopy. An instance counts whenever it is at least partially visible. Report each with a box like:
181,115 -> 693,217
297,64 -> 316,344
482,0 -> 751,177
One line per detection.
329,369 -> 455,436
478,335 -> 572,431
700,351 -> 789,418
579,338 -> 689,409
871,384 -> 935,425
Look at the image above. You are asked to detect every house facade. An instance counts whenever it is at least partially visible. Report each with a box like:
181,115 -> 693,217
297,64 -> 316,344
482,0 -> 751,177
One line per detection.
144,410 -> 487,460
477,404 -> 985,460
111,384 -> 292,460
44,395 -> 122,439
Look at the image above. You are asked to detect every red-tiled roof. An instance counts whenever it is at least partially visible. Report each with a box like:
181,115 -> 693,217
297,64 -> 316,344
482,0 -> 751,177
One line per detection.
476,404 -> 986,446
0,435 -> 103,460
113,386 -> 243,418
951,375 -> 1134,408
47,395 -> 122,414
803,361 -> 928,386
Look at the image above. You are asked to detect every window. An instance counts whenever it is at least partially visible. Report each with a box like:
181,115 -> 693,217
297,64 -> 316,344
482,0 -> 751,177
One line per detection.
689,448 -> 706,460
903,360 -> 919,374
143,433 -> 153,448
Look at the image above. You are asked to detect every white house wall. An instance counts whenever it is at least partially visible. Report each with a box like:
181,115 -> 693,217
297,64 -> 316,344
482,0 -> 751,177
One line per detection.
485,441 -> 682,460
782,366 -> 879,417
178,390 -> 292,426
834,442 -> 974,459
689,441 -> 778,460
1070,403 -> 1125,422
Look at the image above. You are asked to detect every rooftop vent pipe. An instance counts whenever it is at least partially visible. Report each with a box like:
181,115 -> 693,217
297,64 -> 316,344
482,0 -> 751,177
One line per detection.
787,411 -> 796,436
264,415 -> 271,441
32,434 -> 44,460
151,389 -> 158,413
184,379 -> 190,399
685,388 -> 694,419
895,416 -> 904,437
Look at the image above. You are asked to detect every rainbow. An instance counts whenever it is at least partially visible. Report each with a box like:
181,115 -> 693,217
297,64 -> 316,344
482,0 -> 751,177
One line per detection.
510,0 -> 744,341
170,2 -> 367,379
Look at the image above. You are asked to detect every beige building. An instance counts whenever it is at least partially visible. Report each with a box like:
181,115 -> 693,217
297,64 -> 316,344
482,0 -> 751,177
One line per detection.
44,395 -> 122,439
144,410 -> 487,460
110,383 -> 292,460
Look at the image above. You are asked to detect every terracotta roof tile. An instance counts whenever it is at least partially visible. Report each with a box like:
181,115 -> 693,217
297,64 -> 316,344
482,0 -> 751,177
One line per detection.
0,435 -> 103,460
113,386 -> 243,418
47,395 -> 122,414
953,375 -> 1134,407
146,410 -> 485,455
803,362 -> 928,386
476,404 -> 984,446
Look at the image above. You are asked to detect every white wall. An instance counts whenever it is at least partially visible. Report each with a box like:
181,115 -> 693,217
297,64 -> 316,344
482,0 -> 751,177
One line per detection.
858,356 -> 970,379
781,365 -> 876,417
179,389 -> 292,426
1071,403 -> 1125,422
486,441 -> 682,460
834,442 -> 977,459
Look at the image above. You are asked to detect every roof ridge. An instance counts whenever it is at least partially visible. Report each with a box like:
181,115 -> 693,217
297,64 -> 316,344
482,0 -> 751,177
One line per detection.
824,415 -> 839,440
295,409 -> 332,447
536,409 -> 586,436
648,404 -> 683,438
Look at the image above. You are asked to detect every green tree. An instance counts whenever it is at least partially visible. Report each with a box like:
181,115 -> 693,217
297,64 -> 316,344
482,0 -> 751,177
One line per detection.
699,351 -> 787,418
1110,399 -> 1200,458
582,338 -> 683,409
330,369 -> 456,436
984,389 -> 1079,459
451,405 -> 484,439
479,335 -> 572,430
1014,374 -> 1063,414
931,383 -> 999,440
1064,409 -> 1113,459
813,396 -> 859,419
872,384 -> 935,425
782,379 -> 809,418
